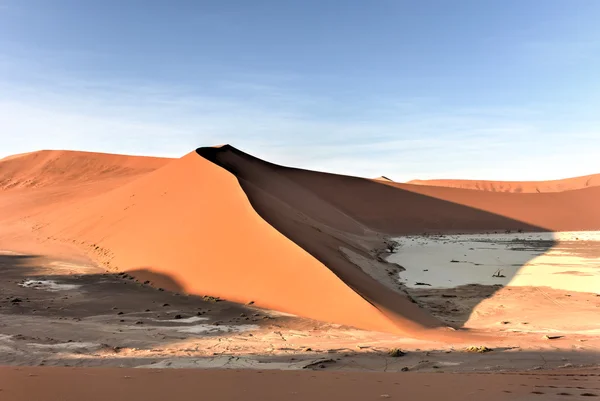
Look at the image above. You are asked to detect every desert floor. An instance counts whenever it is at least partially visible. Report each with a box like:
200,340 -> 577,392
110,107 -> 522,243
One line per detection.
1,366 -> 600,401
1,234 -> 599,374
2,239 -> 600,400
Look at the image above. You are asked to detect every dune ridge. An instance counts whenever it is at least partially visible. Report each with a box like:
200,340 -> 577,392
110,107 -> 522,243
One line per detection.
408,174 -> 600,193
0,150 -> 171,190
1,145 -> 599,336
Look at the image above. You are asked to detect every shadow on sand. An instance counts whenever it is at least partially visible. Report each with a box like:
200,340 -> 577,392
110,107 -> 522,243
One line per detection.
0,254 -> 297,347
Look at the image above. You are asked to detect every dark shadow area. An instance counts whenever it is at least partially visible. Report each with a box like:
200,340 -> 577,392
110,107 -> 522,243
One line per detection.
0,254 -> 308,355
195,146 -> 576,329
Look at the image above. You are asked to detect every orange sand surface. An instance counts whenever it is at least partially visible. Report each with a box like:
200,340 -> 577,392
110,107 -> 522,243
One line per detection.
408,173 -> 600,193
1,366 -> 599,401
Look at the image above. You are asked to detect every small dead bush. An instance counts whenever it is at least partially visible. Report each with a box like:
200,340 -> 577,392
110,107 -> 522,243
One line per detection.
385,241 -> 399,253
464,345 -> 492,353
388,348 -> 406,357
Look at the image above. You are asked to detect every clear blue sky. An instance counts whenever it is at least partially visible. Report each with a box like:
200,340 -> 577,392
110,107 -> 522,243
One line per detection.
1,0 -> 599,180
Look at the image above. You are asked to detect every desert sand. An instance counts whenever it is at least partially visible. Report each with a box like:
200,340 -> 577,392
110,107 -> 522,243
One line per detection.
408,173 -> 600,193
1,145 -> 599,400
2,366 -> 600,401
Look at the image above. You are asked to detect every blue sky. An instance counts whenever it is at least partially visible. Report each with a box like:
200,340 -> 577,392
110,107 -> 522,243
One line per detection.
1,0 -> 599,181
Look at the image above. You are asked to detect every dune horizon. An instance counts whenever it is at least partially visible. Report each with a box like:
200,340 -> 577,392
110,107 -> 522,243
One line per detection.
3,147 -> 598,186
407,173 -> 600,193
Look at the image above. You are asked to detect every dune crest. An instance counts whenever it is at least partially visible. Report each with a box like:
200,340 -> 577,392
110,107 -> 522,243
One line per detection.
373,176 -> 394,182
408,174 -> 600,193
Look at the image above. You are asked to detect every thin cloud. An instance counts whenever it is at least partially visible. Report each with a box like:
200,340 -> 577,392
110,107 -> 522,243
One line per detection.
0,72 -> 598,181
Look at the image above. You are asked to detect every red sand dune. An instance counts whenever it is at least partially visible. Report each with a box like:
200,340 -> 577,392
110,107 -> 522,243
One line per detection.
408,174 -> 600,193
1,146 -> 599,336
0,149 -> 171,190
0,150 -> 172,237
373,175 -> 394,182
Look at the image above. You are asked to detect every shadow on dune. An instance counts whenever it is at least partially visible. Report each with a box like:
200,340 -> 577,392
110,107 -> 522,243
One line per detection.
196,146 -> 562,329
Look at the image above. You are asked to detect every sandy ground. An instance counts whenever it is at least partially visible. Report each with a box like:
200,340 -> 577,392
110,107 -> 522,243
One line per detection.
1,247 -> 600,401
2,366 -> 600,401
1,249 -> 599,374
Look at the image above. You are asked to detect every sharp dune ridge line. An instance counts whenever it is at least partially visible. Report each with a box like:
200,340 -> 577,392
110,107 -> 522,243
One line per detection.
408,173 -> 600,193
1,145 -> 599,338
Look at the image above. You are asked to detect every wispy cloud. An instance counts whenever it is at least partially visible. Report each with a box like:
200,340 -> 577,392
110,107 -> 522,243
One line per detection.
1,64 -> 598,182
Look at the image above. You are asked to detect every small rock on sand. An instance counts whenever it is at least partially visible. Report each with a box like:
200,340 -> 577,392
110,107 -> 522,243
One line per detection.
542,335 -> 562,340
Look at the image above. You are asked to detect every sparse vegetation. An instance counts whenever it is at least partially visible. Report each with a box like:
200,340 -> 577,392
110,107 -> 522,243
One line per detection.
202,295 -> 222,303
465,345 -> 492,353
388,348 -> 406,357
492,269 -> 506,278
385,240 -> 399,253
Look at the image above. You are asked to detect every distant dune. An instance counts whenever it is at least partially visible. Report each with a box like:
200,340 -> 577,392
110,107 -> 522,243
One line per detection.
373,176 -> 394,182
1,146 -> 599,336
0,149 -> 171,190
408,174 -> 600,193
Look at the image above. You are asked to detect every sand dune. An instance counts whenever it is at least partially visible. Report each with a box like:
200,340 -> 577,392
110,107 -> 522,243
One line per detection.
373,175 -> 394,182
1,145 -> 599,336
0,150 -> 171,190
32,150 -> 415,334
408,174 -> 600,193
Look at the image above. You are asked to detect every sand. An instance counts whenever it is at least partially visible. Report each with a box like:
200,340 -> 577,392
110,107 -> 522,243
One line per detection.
1,145 -> 600,399
408,173 -> 600,193
2,366 -> 599,401
1,146 -> 600,337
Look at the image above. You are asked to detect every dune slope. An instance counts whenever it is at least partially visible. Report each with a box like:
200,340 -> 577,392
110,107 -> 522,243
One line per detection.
202,146 -> 600,235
